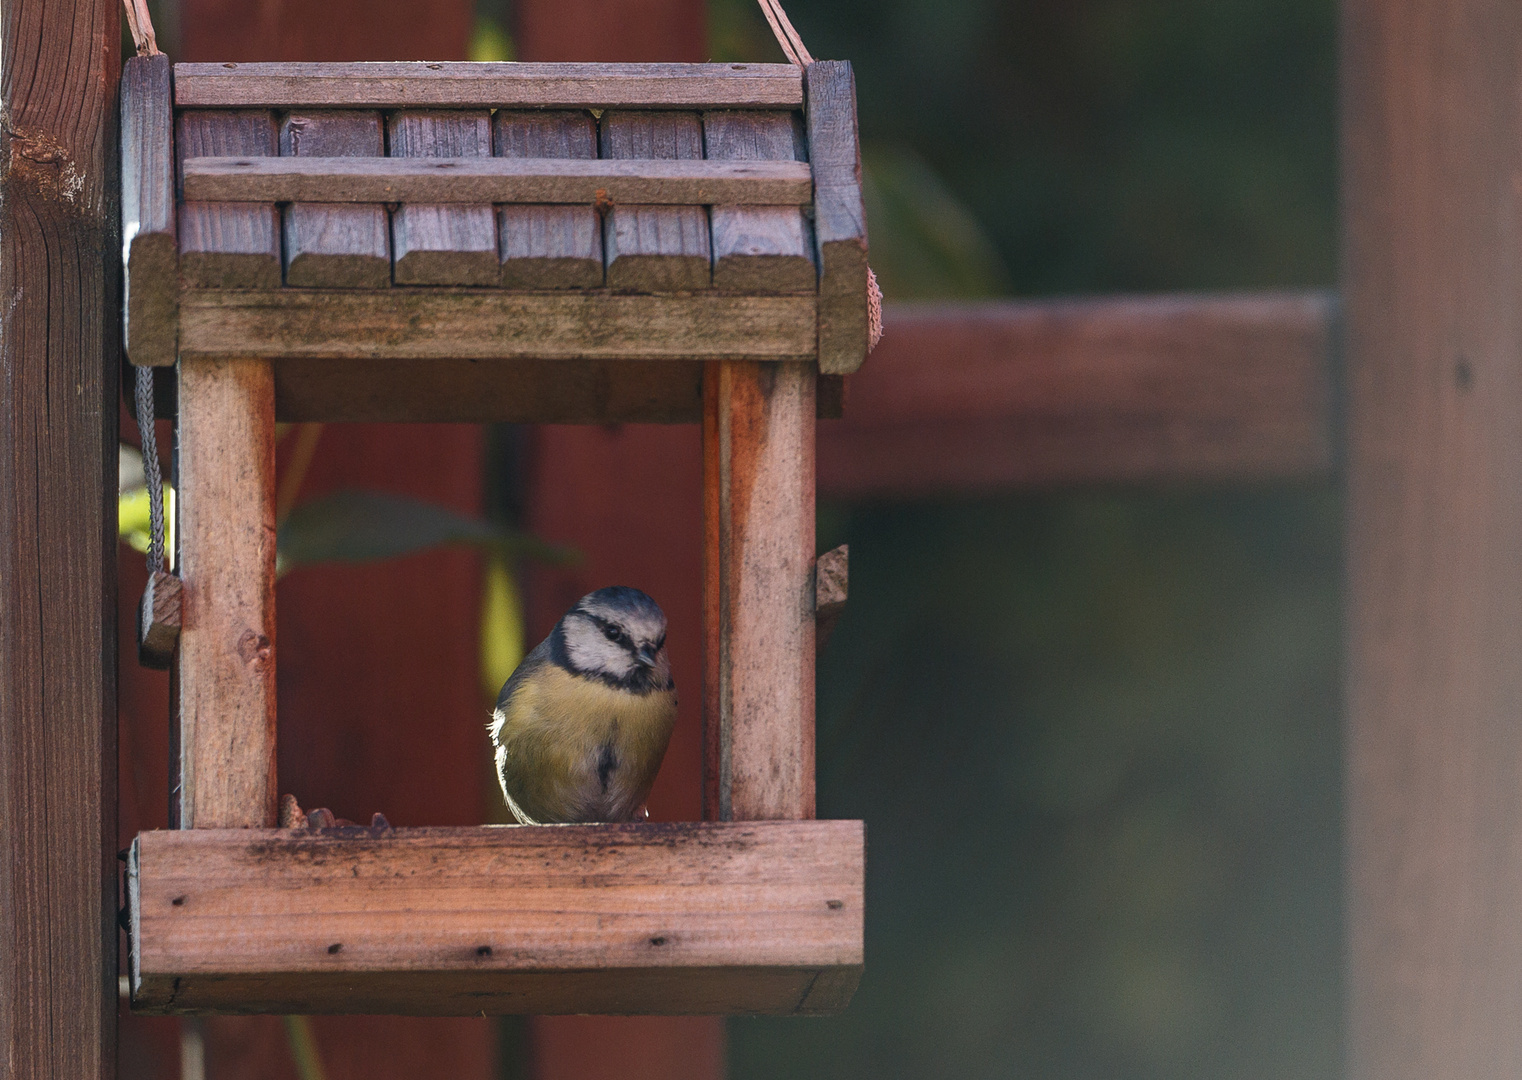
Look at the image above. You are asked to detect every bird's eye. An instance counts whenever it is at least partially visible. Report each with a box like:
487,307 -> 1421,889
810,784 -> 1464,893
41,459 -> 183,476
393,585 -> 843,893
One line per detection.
603,625 -> 621,642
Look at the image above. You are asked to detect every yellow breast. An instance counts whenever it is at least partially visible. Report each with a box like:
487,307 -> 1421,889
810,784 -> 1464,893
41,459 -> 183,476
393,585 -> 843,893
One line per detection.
493,662 -> 678,824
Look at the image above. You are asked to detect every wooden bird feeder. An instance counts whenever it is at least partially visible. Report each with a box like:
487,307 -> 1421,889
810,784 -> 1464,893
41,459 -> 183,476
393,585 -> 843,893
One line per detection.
119,55 -> 868,1017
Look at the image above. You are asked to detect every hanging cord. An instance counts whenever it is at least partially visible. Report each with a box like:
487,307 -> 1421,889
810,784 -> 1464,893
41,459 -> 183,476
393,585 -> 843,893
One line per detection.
755,0 -> 883,350
122,0 -> 161,57
135,367 -> 167,575
755,0 -> 814,66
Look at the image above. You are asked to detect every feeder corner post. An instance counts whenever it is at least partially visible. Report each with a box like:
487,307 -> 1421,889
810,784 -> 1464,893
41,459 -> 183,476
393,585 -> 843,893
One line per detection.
1343,0 -> 1522,1075
0,0 -> 121,1074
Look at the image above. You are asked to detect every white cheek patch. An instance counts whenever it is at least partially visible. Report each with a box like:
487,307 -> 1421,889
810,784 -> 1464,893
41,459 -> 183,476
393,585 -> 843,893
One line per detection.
564,623 -> 636,678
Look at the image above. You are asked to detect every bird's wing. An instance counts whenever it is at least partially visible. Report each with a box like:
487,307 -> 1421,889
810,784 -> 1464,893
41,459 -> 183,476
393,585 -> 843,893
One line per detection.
490,635 -> 556,745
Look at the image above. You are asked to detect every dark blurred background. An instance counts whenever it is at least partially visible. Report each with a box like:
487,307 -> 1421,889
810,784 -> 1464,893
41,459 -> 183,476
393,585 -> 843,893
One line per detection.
695,0 -> 1344,1076
125,0 -> 1341,1074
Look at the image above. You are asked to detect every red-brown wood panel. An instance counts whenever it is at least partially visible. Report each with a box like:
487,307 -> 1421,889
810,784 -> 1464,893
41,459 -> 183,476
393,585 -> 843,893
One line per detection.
115,3 -> 496,1077
182,0 -> 472,63
513,0 -> 724,1072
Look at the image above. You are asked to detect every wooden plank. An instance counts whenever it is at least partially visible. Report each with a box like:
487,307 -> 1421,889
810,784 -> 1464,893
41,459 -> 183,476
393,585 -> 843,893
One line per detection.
176,358 -> 277,829
389,111 -> 498,286
0,0 -> 118,1072
174,62 -> 804,109
704,112 -> 814,291
178,289 -> 817,361
818,293 -> 1336,495
1343,1 -> 1522,1076
804,62 -> 869,374
600,112 -> 712,291
274,358 -> 700,422
122,53 -> 178,367
272,359 -> 844,423
177,111 -> 281,288
517,0 -> 732,1068
181,155 -> 815,206
704,362 -> 816,821
279,111 -> 390,289
127,822 -> 864,1015
814,543 -> 848,652
494,111 -> 603,288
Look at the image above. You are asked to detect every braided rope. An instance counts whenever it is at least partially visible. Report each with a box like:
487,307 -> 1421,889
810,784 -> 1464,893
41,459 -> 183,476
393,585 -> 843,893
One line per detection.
135,366 -> 167,575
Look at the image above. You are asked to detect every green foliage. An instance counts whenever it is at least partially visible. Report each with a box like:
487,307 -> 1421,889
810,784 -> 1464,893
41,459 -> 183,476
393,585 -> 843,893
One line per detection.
275,489 -> 577,579
709,0 -> 1336,296
861,142 -> 1012,299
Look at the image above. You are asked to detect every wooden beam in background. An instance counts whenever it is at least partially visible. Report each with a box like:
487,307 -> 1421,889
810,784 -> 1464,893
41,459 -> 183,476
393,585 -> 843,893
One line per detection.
1342,1 -> 1522,1077
0,0 -> 119,1075
821,292 -> 1336,496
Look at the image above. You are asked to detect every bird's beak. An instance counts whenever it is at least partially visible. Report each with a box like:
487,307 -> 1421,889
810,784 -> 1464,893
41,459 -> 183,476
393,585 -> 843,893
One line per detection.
635,644 -> 658,668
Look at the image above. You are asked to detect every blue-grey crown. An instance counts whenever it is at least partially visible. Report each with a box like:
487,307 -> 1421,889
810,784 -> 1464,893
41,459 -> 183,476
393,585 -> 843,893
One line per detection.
574,586 -> 664,622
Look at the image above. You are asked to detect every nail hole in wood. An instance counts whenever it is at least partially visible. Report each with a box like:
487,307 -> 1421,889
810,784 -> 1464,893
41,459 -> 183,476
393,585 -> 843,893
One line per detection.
826,900 -> 843,910
649,936 -> 667,946
327,943 -> 342,954
171,895 -> 186,906
476,945 -> 492,957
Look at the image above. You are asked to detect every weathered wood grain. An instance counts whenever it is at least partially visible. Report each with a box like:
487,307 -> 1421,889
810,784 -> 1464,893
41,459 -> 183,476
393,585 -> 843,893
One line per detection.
176,358 -> 277,829
122,54 -> 178,366
804,62 -> 868,374
814,543 -> 848,652
818,294 -> 1336,495
494,111 -> 603,288
279,111 -> 390,289
0,0 -> 119,1072
703,361 -> 817,821
139,569 -> 184,670
273,359 -> 843,423
389,111 -> 498,286
178,289 -> 817,361
174,62 -> 804,109
1343,1 -> 1522,1076
181,155 -> 814,206
127,822 -> 863,1014
600,112 -> 712,291
177,111 -> 281,288
704,111 -> 814,291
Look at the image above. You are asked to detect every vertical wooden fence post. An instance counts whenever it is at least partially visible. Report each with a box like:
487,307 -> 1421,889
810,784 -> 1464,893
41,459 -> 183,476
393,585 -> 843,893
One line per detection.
1343,0 -> 1522,1075
0,0 -> 120,1074
704,362 -> 817,821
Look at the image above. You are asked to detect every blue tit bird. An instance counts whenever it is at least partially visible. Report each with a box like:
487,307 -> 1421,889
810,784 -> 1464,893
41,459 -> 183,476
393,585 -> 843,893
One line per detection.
489,586 -> 677,825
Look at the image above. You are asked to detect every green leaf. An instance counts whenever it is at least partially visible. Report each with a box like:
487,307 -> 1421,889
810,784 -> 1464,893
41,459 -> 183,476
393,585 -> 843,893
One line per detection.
276,489 -> 577,578
861,142 -> 1013,300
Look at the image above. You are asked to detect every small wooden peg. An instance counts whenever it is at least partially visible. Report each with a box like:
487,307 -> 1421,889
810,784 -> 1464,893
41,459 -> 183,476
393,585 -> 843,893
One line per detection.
815,544 -> 848,653
137,569 -> 182,669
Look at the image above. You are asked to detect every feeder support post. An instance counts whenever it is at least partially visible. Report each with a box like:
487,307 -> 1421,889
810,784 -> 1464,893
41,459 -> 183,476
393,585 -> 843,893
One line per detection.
703,361 -> 818,821
176,358 -> 278,828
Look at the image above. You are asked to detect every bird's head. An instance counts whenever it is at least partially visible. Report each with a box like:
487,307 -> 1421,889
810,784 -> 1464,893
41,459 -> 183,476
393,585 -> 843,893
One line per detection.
555,586 -> 672,693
